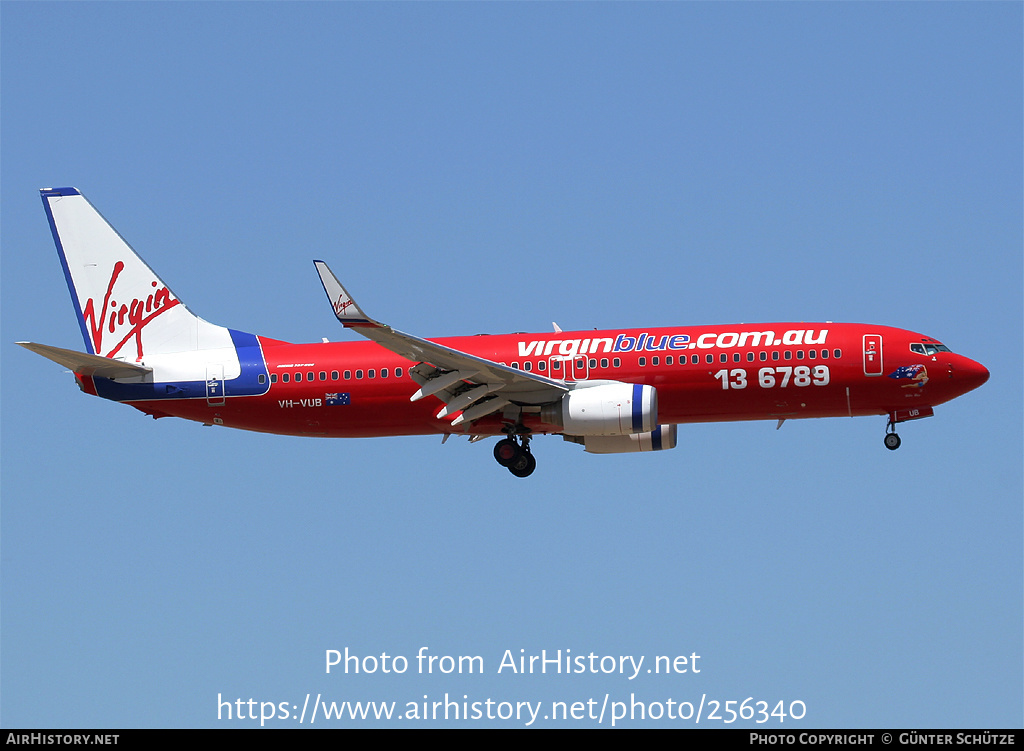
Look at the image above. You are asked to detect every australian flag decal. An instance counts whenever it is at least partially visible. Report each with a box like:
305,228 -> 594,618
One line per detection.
888,365 -> 924,379
888,364 -> 929,388
325,393 -> 351,406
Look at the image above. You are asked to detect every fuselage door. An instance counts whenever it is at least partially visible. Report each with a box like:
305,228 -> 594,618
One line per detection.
862,334 -> 883,376
551,355 -> 590,383
571,355 -> 590,382
206,363 -> 226,405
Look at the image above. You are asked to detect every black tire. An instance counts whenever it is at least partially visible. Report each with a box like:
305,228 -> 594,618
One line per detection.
508,451 -> 537,478
884,433 -> 901,450
493,438 -> 520,467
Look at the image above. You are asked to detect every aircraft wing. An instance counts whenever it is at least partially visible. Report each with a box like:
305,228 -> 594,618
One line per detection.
314,261 -> 568,427
17,341 -> 153,379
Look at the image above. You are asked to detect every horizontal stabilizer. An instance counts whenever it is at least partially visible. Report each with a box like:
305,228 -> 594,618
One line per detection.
17,341 -> 152,379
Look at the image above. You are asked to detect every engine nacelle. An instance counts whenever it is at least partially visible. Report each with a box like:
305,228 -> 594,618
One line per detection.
541,382 -> 658,436
567,424 -> 678,454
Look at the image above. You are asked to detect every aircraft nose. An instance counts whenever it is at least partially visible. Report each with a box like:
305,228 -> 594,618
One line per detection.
956,356 -> 989,393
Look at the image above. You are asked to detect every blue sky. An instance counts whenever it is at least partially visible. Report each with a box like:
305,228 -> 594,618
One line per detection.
2,2 -> 1021,728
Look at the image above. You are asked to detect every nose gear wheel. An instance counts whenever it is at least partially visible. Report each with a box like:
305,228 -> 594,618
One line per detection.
884,416 -> 901,451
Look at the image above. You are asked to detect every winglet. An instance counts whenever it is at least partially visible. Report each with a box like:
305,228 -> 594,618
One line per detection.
313,260 -> 379,328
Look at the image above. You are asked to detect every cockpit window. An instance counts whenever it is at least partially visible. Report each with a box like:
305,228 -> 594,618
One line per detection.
912,342 -> 952,355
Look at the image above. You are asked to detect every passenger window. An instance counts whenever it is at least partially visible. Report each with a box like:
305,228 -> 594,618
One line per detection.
307,371 -> 314,381
381,368 -> 388,378
396,368 -> 403,377
270,374 -> 278,383
282,373 -> 290,383
538,361 -> 546,372
294,372 -> 302,382
706,355 -> 714,364
258,374 -> 266,384
344,370 -> 351,380
759,352 -> 767,361
319,371 -> 327,380
691,355 -> 699,364
356,370 -> 363,379
613,358 -> 621,367
772,351 -> 780,361
331,370 -> 339,380
523,361 -> 532,371
368,369 -> 375,379
666,356 -> 673,365
639,357 -> 647,366
833,349 -> 842,358
652,357 -> 659,366
747,352 -> 754,362
601,358 -> 608,368
784,350 -> 792,360
796,351 -> 804,360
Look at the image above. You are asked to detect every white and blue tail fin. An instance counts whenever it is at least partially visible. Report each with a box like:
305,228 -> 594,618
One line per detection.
27,189 -> 270,401
39,187 -> 230,361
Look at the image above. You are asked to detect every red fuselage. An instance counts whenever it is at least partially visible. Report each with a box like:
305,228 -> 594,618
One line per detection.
117,322 -> 988,438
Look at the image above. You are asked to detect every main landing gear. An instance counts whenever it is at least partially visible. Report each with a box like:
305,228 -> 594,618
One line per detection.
493,434 -> 536,478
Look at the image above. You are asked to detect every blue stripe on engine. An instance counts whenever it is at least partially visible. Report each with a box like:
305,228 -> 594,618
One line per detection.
632,383 -> 643,432
651,426 -> 662,451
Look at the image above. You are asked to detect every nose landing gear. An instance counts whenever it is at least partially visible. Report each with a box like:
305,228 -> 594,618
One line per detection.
882,407 -> 937,450
884,414 -> 901,450
493,434 -> 536,477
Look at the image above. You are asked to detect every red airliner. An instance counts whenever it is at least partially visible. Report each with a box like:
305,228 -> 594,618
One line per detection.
20,188 -> 989,477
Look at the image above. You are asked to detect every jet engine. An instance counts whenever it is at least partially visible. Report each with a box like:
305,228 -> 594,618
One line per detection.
564,424 -> 678,454
541,382 -> 657,436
